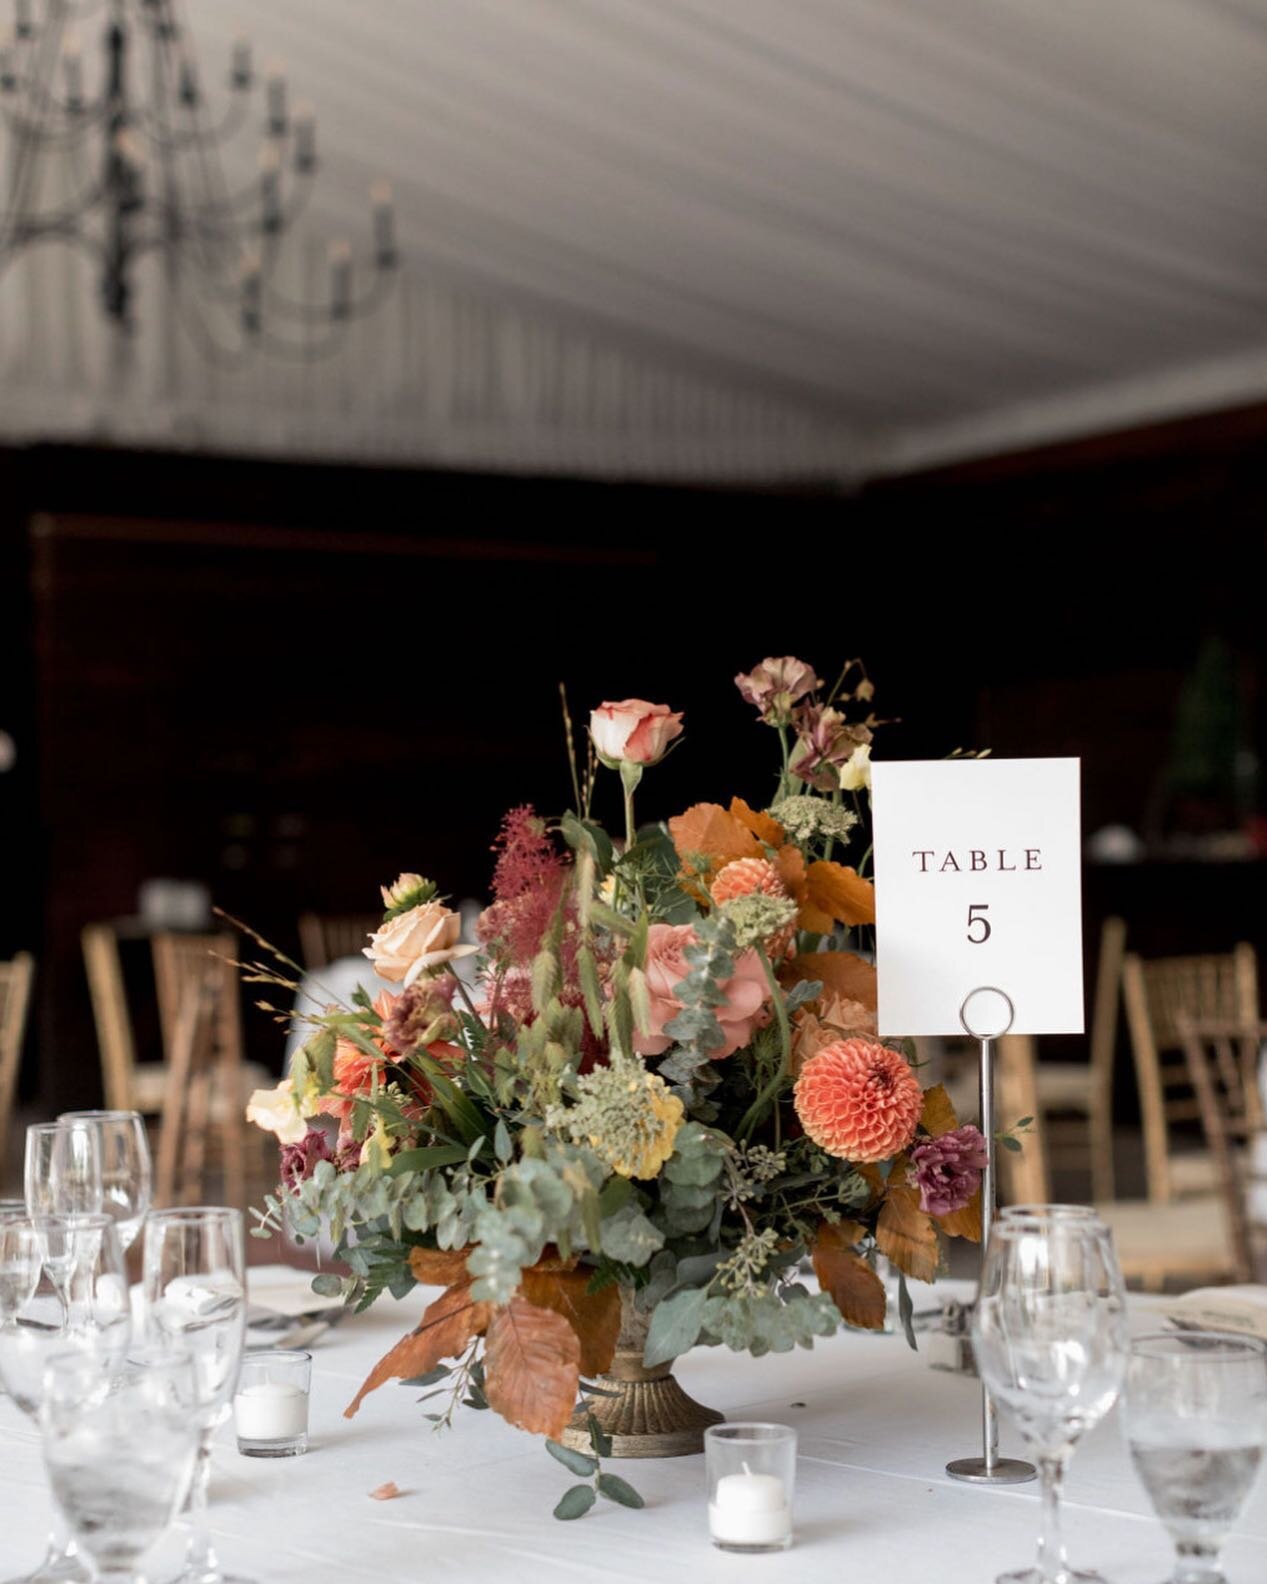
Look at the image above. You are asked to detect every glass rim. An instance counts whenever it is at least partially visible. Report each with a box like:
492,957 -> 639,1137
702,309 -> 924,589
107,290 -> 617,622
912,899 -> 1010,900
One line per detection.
989,1213 -> 1108,1235
1132,1329 -> 1267,1359
704,1421 -> 796,1441
240,1348 -> 312,1366
26,1119 -> 91,1136
58,1109 -> 144,1124
145,1205 -> 243,1223
1000,1203 -> 1102,1218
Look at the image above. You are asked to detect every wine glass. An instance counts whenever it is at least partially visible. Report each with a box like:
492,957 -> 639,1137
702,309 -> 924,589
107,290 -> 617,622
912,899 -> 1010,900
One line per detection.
41,1345 -> 201,1584
26,1124 -> 103,1322
58,1112 -> 152,1253
143,1207 -> 252,1584
973,1213 -> 1128,1584
1125,1331 -> 1267,1584
0,1215 -> 131,1584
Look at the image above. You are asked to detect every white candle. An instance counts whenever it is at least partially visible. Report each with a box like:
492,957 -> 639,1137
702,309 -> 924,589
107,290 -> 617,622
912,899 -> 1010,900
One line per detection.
709,1463 -> 792,1547
234,1381 -> 308,1441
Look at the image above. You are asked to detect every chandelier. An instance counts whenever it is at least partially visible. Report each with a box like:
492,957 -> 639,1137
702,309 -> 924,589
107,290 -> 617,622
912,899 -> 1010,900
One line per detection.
0,0 -> 398,359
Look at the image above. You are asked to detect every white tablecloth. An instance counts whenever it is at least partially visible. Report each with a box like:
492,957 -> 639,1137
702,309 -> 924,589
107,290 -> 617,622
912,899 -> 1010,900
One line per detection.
3,1282 -> 1265,1583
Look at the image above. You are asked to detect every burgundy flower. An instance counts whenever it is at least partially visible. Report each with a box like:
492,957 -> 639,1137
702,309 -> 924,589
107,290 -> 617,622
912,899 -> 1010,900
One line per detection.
789,704 -> 871,792
907,1125 -> 989,1217
382,981 -> 459,1056
279,1128 -> 334,1189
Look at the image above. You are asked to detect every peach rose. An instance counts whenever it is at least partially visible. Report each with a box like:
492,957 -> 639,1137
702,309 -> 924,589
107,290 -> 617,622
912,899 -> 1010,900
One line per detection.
590,699 -> 684,767
364,899 -> 477,987
633,922 -> 769,1060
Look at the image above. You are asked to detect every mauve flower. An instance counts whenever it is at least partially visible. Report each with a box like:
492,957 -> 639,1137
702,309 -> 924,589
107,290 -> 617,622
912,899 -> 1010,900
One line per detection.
789,704 -> 872,792
632,922 -> 769,1060
793,1038 -> 922,1162
382,981 -> 459,1055
735,657 -> 821,726
590,700 -> 684,767
279,1128 -> 334,1188
907,1125 -> 989,1216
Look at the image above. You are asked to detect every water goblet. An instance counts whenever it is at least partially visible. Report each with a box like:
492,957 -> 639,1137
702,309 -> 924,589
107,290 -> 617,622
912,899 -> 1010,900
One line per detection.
1125,1331 -> 1267,1584
973,1213 -> 1128,1584
25,1125 -> 103,1322
41,1346 -> 201,1584
143,1206 -> 253,1584
58,1112 -> 152,1253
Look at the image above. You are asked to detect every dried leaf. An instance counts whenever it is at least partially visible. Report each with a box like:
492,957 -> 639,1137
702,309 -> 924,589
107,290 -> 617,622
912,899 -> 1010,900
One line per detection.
801,861 -> 876,932
484,1294 -> 581,1440
786,952 -> 878,1012
919,1083 -> 959,1139
728,796 -> 785,849
345,1280 -> 491,1418
811,1222 -> 885,1330
369,1482 -> 403,1501
520,1267 -> 621,1379
668,802 -> 762,878
876,1179 -> 940,1284
408,1246 -> 473,1288
936,1189 -> 982,1243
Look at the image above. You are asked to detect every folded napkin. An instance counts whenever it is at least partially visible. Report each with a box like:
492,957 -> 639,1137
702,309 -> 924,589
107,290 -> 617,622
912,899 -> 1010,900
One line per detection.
246,1263 -> 336,1322
1165,1285 -> 1267,1341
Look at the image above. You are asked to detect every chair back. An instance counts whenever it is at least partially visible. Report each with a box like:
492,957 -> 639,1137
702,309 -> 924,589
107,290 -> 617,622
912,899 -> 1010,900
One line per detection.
82,924 -> 140,1113
996,1034 -> 1050,1205
1177,1013 -> 1267,1284
0,953 -> 35,1185
298,911 -> 379,970
1122,944 -> 1258,1203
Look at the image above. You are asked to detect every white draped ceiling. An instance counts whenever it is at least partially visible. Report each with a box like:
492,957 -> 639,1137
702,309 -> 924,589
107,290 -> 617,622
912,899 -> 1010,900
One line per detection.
2,0 -> 1266,480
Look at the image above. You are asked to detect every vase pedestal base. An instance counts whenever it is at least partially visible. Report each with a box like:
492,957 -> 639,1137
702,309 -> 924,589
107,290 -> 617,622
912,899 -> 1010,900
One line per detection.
560,1365 -> 724,1459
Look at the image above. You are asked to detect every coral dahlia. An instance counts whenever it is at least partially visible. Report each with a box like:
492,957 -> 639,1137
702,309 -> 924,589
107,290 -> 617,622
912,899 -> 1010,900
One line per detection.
711,856 -> 796,959
793,1037 -> 922,1162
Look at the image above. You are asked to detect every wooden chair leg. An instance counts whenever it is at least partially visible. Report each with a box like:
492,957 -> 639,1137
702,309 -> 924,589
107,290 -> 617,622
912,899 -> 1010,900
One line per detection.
1090,1101 -> 1115,1204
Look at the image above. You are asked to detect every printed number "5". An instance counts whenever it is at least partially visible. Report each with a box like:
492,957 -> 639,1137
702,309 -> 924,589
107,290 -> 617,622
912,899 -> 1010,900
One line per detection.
967,904 -> 991,944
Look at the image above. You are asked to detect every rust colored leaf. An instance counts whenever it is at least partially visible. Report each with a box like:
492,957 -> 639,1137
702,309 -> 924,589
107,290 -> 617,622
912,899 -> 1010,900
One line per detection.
483,1294 -> 581,1440
786,952 -> 878,1012
519,1267 -> 620,1379
919,1084 -> 959,1139
668,802 -> 762,877
729,796 -> 786,849
369,1482 -> 403,1501
936,1189 -> 983,1244
344,1280 -> 491,1419
408,1246 -> 473,1288
801,861 -> 876,932
812,1222 -> 885,1331
876,1179 -> 940,1284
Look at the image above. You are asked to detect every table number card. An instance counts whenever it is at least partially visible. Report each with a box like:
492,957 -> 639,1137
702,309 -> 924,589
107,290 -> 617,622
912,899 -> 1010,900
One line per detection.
870,758 -> 1084,1037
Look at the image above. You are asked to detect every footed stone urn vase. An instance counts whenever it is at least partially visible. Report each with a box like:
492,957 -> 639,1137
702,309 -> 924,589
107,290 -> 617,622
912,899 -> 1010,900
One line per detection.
559,1287 -> 723,1459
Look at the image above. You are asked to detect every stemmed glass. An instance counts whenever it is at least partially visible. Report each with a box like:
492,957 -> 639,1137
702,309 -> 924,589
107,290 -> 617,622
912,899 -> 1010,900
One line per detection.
143,1207 -> 253,1584
973,1212 -> 1128,1584
41,1346 -> 202,1584
1125,1331 -> 1267,1584
0,1215 -> 131,1584
25,1124 -> 103,1324
58,1112 -> 152,1254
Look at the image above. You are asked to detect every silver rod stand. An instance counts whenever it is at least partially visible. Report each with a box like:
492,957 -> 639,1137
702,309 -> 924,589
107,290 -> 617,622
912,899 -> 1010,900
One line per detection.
945,985 -> 1036,1486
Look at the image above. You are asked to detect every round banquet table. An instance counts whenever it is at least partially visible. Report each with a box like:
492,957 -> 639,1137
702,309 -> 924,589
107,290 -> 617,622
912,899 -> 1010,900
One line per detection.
2,1281 -> 1265,1583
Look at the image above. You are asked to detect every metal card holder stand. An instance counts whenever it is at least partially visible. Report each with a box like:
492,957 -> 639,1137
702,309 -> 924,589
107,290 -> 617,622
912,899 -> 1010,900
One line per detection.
945,985 -> 1037,1486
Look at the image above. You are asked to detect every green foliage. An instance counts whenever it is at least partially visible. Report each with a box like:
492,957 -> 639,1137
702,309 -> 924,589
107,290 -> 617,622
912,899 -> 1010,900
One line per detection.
643,1286 -> 710,1366
700,1286 -> 840,1356
659,914 -> 739,1090
553,1485 -> 596,1521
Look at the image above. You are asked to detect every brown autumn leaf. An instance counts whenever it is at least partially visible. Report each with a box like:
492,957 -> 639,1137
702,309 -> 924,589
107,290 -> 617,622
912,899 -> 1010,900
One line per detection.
919,1084 -> 959,1139
786,952 -> 878,1012
408,1246 -> 473,1288
483,1294 -> 581,1440
812,1222 -> 885,1331
801,861 -> 876,932
369,1482 -> 403,1501
519,1267 -> 621,1378
344,1280 -> 491,1419
853,1162 -> 886,1207
936,1189 -> 983,1243
876,1179 -> 940,1283
668,802 -> 762,876
729,796 -> 786,849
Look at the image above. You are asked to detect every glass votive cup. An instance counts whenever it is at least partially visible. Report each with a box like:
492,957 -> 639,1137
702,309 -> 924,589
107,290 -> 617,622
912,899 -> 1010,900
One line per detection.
233,1349 -> 311,1458
705,1422 -> 796,1552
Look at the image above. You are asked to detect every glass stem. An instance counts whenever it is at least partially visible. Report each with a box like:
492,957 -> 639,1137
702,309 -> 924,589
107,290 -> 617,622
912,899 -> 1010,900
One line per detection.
1036,1453 -> 1069,1584
186,1438 -> 220,1584
1172,1538 -> 1224,1584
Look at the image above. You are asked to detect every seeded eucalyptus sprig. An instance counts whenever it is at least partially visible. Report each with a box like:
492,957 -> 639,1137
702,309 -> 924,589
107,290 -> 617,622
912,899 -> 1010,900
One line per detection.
547,1413 -> 645,1520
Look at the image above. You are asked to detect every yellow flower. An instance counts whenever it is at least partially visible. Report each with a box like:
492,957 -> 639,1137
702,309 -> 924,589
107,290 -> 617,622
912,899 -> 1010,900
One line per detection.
547,1057 -> 685,1181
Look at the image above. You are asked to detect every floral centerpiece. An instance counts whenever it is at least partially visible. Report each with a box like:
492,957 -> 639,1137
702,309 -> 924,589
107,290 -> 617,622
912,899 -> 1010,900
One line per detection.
245,658 -> 988,1518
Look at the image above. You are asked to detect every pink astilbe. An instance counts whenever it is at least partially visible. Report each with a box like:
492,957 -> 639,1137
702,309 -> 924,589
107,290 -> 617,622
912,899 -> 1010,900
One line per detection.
478,805 -> 568,968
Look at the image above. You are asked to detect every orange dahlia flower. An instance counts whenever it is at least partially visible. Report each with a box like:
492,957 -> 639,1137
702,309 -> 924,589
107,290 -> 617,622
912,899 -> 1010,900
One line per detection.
793,1037 -> 922,1162
711,856 -> 796,959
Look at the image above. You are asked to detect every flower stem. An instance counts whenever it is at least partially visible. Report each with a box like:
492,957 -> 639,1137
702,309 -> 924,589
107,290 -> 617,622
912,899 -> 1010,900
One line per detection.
738,948 -> 791,1143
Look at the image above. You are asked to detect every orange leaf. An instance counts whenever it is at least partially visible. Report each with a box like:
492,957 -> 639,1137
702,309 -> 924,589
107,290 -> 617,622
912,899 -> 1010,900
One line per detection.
344,1280 -> 491,1418
668,802 -> 762,878
812,1222 -> 886,1330
729,796 -> 785,849
919,1084 -> 959,1139
519,1267 -> 621,1378
876,1179 -> 940,1284
802,861 -> 876,932
408,1246 -> 473,1288
369,1482 -> 403,1501
936,1189 -> 982,1243
483,1294 -> 581,1440
786,952 -> 878,1012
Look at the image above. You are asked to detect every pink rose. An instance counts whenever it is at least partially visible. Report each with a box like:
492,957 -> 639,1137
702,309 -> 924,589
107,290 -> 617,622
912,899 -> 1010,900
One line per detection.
633,923 -> 770,1060
590,700 -> 684,767
364,899 -> 477,987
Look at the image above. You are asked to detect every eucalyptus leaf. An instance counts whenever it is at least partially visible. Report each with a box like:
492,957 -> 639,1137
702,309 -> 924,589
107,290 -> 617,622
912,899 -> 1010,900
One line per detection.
597,1473 -> 645,1509
310,1273 -> 343,1299
553,1484 -> 597,1521
545,1440 -> 598,1477
643,1286 -> 708,1367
